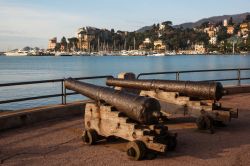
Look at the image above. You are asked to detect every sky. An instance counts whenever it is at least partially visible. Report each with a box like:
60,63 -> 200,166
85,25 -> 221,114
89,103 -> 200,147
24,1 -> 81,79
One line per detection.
0,0 -> 249,51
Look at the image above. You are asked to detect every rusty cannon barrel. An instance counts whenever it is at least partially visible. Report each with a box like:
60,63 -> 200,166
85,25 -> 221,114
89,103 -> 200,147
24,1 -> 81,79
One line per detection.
64,78 -> 161,124
106,78 -> 226,100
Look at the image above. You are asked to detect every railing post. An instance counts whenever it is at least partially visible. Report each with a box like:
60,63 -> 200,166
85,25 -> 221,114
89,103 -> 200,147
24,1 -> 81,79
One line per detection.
61,80 -> 64,104
176,72 -> 180,81
63,83 -> 67,104
237,69 -> 241,86
62,79 -> 67,105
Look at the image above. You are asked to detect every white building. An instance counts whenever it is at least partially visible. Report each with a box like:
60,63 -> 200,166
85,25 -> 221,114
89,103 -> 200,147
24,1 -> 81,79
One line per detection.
143,38 -> 151,44
159,23 -> 165,30
223,19 -> 228,27
209,36 -> 217,45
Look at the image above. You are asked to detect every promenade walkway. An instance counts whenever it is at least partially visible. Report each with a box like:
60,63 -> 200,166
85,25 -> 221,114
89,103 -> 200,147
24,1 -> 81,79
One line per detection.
1,93 -> 250,166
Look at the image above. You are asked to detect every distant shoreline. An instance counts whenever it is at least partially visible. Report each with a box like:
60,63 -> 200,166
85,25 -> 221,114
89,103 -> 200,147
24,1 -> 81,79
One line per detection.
0,53 -> 250,57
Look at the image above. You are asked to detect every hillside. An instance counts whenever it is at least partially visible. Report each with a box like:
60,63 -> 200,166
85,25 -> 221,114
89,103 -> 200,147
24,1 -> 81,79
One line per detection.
175,12 -> 250,29
136,12 -> 250,32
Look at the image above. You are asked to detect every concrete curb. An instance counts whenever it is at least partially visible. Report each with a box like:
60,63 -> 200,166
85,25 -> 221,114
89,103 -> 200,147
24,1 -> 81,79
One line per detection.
0,101 -> 87,131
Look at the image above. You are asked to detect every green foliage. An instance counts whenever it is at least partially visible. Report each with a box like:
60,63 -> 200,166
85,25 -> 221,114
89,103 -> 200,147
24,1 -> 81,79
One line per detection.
200,21 -> 209,28
246,33 -> 250,51
228,17 -> 234,25
61,36 -> 67,44
217,27 -> 229,42
67,18 -> 250,53
234,24 -> 240,34
244,15 -> 250,23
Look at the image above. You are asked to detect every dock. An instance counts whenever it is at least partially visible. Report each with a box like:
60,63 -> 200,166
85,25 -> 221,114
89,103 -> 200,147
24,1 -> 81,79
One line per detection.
0,93 -> 250,165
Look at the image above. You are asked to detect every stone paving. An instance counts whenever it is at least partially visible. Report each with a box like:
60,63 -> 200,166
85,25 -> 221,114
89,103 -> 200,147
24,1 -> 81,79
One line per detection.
0,93 -> 250,166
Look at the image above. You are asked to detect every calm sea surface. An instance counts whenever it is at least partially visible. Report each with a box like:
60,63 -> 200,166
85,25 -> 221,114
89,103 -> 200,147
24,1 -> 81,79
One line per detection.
0,55 -> 250,110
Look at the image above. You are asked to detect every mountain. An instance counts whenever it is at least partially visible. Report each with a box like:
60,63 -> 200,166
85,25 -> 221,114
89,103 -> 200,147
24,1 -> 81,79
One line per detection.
136,12 -> 250,32
175,12 -> 250,29
136,26 -> 153,33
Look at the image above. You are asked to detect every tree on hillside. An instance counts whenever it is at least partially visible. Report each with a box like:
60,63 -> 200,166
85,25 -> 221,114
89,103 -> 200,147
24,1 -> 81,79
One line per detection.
200,21 -> 209,28
228,17 -> 234,25
244,15 -> 250,23
68,37 -> 78,51
216,21 -> 223,27
162,21 -> 173,26
217,27 -> 229,42
234,24 -> 240,34
246,32 -> 250,51
61,37 -> 67,44
162,21 -> 174,31
195,32 -> 209,46
60,36 -> 67,51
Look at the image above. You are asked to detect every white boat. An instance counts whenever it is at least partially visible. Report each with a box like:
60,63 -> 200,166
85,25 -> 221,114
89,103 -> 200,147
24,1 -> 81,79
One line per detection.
55,52 -> 72,56
4,50 -> 32,56
148,53 -> 165,57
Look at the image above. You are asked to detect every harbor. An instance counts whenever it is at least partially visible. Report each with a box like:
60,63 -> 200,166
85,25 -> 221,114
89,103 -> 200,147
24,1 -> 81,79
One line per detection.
1,55 -> 250,110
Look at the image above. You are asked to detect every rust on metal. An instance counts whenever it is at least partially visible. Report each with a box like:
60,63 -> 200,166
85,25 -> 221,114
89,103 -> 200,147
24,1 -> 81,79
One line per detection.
106,78 -> 226,100
64,78 -> 161,124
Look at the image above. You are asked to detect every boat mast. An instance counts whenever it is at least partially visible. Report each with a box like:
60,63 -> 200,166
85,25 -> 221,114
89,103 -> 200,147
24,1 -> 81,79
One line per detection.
134,37 -> 136,50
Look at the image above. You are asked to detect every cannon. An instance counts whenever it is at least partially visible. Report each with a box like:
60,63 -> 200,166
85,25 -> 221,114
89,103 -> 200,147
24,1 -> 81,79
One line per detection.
65,78 -> 161,124
106,76 -> 238,133
64,78 -> 177,160
106,78 -> 226,100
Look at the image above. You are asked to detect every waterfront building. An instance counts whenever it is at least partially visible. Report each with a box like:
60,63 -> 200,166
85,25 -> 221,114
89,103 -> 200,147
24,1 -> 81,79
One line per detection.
48,37 -> 57,50
77,27 -> 97,51
154,40 -> 166,52
194,43 -> 206,54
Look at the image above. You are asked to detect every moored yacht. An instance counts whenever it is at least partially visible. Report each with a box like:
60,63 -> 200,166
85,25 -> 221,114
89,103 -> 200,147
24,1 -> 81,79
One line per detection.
4,49 -> 32,56
55,52 -> 72,56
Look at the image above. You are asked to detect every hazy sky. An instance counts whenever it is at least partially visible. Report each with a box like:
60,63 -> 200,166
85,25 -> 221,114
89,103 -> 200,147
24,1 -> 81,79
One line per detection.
0,0 -> 249,51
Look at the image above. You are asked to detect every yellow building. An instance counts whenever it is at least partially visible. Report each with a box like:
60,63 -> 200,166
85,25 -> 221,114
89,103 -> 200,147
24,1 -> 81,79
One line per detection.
240,23 -> 250,35
48,37 -> 57,50
154,40 -> 166,51
204,27 -> 217,38
194,43 -> 206,54
77,27 -> 96,51
227,26 -> 235,35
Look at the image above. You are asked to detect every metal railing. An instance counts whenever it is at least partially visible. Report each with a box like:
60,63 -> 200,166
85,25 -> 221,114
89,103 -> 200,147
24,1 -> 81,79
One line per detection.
137,68 -> 250,85
0,75 -> 112,105
0,68 -> 250,107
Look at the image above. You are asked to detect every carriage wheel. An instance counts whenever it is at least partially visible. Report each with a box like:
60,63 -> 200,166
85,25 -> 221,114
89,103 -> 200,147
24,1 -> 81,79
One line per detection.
82,129 -> 98,145
126,140 -> 147,160
196,115 -> 214,134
